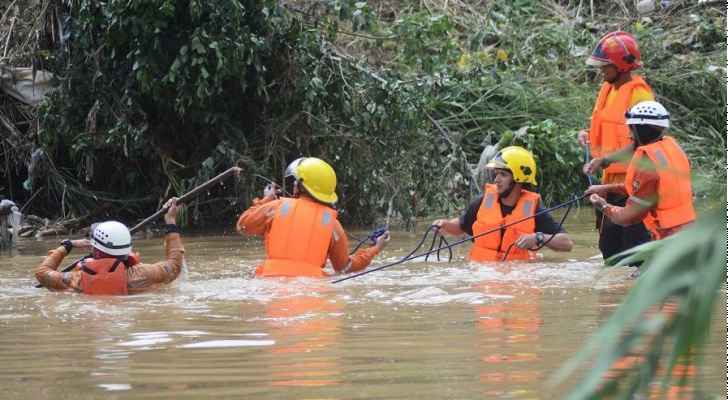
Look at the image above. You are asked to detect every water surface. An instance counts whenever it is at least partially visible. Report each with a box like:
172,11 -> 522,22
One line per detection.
0,211 -> 723,399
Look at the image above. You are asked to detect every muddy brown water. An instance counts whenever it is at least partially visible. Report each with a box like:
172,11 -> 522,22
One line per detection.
0,211 -> 724,399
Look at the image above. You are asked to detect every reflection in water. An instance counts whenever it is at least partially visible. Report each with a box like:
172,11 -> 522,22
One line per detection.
599,300 -> 700,399
475,273 -> 543,398
0,221 -> 723,399
264,283 -> 342,388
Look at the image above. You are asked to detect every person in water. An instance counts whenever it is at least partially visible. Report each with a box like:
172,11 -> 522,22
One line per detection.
579,31 -> 654,259
587,101 -> 695,240
35,198 -> 185,294
433,146 -> 572,262
237,157 -> 389,277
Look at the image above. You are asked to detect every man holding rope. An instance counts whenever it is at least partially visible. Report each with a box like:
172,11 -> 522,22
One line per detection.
35,197 -> 186,294
579,31 -> 653,260
586,101 -> 695,240
433,146 -> 572,262
237,157 -> 389,277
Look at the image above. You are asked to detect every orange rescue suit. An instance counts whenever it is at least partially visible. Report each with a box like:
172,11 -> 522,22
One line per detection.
589,76 -> 652,181
259,197 -> 337,277
625,136 -> 696,239
470,184 -> 540,262
78,254 -> 139,295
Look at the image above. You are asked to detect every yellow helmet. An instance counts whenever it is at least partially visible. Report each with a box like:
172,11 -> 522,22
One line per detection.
485,146 -> 538,186
295,157 -> 338,204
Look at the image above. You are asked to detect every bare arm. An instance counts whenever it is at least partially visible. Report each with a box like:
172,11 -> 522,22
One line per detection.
543,233 -> 573,252
514,232 -> 573,252
583,143 -> 636,175
432,217 -> 465,236
584,183 -> 628,197
589,194 -> 652,227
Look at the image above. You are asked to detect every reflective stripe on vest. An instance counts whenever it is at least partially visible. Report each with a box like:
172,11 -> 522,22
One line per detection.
469,184 -> 539,262
259,198 -> 336,277
79,258 -> 129,295
588,76 -> 652,180
625,136 -> 696,239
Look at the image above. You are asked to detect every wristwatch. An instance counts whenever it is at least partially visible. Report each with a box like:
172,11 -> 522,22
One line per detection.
61,239 -> 73,254
535,232 -> 545,246
599,202 -> 609,212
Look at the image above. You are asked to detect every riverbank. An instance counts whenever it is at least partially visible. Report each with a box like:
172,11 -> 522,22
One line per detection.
1,0 -> 724,228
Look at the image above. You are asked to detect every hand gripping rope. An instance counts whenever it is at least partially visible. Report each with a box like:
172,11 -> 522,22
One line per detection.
332,193 -> 587,284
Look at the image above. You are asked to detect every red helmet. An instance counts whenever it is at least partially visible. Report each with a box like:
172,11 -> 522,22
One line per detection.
586,31 -> 641,72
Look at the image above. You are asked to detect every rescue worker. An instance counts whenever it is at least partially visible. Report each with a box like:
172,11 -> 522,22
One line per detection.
433,146 -> 572,262
237,157 -> 389,277
579,31 -> 655,260
587,101 -> 695,240
35,198 -> 185,294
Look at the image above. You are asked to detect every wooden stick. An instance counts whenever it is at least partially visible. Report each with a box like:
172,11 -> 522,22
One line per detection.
37,166 -> 242,283
129,166 -> 242,233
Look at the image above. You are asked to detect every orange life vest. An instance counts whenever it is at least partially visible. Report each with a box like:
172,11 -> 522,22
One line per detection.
589,76 -> 652,181
470,185 -> 539,262
78,252 -> 138,295
258,197 -> 336,277
625,136 -> 696,239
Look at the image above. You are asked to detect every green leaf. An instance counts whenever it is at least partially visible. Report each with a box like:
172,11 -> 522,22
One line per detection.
192,37 -> 206,54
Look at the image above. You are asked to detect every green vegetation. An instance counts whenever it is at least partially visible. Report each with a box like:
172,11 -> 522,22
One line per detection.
552,208 -> 726,399
1,0 -> 724,227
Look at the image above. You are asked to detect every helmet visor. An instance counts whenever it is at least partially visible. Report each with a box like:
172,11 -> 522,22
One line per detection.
485,153 -> 508,170
586,57 -> 610,67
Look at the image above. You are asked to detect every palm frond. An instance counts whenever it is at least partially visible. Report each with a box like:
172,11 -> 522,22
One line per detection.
551,208 -> 726,399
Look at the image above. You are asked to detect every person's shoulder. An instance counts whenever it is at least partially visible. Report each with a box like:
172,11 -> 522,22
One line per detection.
634,151 -> 656,166
632,153 -> 659,181
520,188 -> 541,200
629,89 -> 653,107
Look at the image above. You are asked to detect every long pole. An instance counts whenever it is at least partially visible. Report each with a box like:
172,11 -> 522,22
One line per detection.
42,166 -> 242,281
332,194 -> 587,284
129,167 -> 242,232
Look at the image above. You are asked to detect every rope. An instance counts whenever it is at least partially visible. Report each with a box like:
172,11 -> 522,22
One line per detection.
425,228 -> 452,263
349,226 -> 389,255
254,174 -> 293,197
332,193 -> 587,284
499,195 -> 577,261
584,145 -> 594,186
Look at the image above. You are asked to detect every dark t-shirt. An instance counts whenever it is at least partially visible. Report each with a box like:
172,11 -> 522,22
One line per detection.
459,195 -> 565,236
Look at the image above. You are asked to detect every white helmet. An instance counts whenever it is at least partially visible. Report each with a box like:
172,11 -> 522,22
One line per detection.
91,221 -> 132,256
625,101 -> 670,128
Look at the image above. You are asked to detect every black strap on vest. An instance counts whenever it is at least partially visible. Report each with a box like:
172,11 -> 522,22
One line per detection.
80,257 -> 128,275
108,258 -> 125,272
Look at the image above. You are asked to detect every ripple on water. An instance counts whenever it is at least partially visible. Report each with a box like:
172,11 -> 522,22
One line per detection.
98,383 -> 132,391
177,339 -> 275,349
115,330 -> 274,351
12,257 -> 609,317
